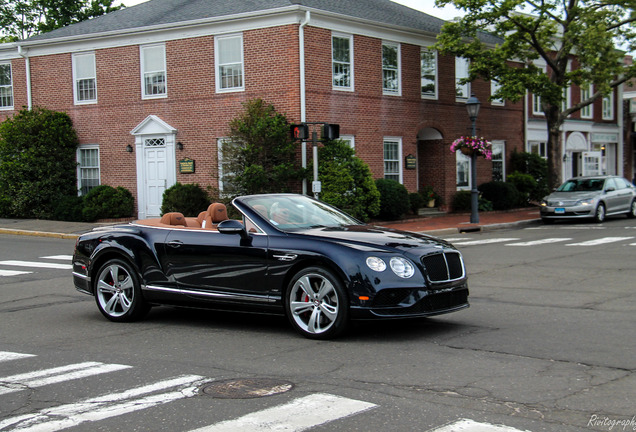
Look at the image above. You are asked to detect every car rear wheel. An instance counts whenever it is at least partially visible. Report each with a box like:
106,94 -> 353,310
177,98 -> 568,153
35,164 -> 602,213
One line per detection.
627,200 -> 636,219
95,259 -> 149,322
593,203 -> 606,223
285,267 -> 348,339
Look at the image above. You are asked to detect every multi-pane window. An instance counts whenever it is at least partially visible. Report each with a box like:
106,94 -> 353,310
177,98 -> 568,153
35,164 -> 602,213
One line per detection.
383,138 -> 402,183
580,84 -> 593,118
602,92 -> 614,120
218,138 -> 240,195
529,141 -> 547,158
382,42 -> 400,95
332,34 -> 353,90
420,48 -> 437,98
492,142 -> 505,181
0,63 -> 13,109
490,80 -> 504,105
455,57 -> 470,100
77,146 -> 100,195
216,34 -> 244,92
456,152 -> 470,189
72,52 -> 97,104
532,93 -> 542,115
141,44 -> 166,98
340,135 -> 355,149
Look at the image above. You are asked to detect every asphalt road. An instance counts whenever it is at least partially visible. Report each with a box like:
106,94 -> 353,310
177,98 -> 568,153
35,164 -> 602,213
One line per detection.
0,218 -> 635,432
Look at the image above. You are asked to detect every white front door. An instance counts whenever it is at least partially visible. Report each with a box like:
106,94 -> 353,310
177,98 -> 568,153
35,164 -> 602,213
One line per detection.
582,151 -> 602,176
144,138 -> 168,217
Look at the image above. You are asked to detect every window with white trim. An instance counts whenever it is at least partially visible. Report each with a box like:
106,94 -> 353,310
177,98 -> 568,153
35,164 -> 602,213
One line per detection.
340,135 -> 355,149
420,48 -> 437,99
72,52 -> 97,104
455,57 -> 470,100
580,84 -> 593,118
383,138 -> 402,183
529,141 -> 547,158
532,64 -> 546,115
141,44 -> 167,98
490,80 -> 504,105
456,152 -> 470,189
218,138 -> 240,195
332,34 -> 353,90
602,92 -> 614,120
382,42 -> 400,95
0,62 -> 13,109
492,141 -> 505,181
77,146 -> 100,195
215,34 -> 244,92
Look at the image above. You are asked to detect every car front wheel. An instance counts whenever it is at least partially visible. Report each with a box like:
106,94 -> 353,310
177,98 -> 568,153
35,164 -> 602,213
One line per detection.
95,259 -> 149,322
627,200 -> 636,219
285,267 -> 348,339
594,203 -> 606,223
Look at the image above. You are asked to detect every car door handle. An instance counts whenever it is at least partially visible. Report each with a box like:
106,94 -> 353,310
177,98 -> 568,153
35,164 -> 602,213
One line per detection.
167,240 -> 183,248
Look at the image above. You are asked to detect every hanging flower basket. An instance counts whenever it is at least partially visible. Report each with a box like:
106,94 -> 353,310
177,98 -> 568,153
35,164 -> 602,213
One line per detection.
450,136 -> 493,160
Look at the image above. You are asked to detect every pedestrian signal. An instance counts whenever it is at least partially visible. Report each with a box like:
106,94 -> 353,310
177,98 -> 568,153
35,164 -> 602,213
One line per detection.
290,124 -> 309,140
322,124 -> 340,141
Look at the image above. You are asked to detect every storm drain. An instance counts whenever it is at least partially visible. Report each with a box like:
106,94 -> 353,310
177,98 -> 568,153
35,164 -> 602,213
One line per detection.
199,378 -> 294,399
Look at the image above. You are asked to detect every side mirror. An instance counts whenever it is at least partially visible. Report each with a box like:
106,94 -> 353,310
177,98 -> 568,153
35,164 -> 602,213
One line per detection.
217,219 -> 251,244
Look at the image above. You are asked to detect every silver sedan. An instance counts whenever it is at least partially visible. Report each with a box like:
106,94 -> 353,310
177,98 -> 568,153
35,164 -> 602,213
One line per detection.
540,175 -> 636,223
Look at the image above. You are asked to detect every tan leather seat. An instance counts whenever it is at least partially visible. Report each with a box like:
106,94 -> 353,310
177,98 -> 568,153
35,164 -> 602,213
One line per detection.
160,212 -> 187,226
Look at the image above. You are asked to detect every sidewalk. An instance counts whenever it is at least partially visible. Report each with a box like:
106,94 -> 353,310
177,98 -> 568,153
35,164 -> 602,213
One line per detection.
0,207 -> 541,239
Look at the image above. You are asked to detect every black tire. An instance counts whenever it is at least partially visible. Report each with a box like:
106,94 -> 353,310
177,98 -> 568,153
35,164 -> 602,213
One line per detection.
94,259 -> 150,322
627,200 -> 636,219
593,203 -> 606,223
284,267 -> 349,340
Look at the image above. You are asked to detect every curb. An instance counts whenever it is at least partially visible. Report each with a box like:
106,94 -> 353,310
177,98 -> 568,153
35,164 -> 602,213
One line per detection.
0,228 -> 80,240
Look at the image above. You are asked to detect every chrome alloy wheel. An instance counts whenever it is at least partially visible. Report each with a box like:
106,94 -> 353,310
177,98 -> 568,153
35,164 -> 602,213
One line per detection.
96,262 -> 135,318
288,270 -> 344,337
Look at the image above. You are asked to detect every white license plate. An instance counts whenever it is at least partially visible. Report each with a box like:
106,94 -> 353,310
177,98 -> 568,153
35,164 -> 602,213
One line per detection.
555,208 -> 565,214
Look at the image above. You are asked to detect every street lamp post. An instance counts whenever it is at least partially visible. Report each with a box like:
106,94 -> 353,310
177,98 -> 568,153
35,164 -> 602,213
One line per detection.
466,94 -> 481,224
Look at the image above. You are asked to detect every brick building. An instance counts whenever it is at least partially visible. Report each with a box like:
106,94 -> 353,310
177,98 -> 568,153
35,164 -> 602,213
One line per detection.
0,0 -> 524,218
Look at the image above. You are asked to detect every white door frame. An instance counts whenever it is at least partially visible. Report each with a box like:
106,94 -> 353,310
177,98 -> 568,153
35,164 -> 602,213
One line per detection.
130,115 -> 177,219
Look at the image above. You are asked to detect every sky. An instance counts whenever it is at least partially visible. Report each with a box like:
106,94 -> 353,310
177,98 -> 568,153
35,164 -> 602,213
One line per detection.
117,0 -> 464,22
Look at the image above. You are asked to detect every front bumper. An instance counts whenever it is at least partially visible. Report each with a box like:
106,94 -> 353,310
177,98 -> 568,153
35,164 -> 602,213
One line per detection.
540,205 -> 594,219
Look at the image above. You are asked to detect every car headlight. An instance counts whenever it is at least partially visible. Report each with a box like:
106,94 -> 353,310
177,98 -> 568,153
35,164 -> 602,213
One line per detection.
366,257 -> 386,272
390,257 -> 415,278
540,200 -> 548,207
576,198 -> 594,206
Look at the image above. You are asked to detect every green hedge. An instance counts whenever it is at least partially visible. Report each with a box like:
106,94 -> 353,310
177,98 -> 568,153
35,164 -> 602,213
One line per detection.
82,185 -> 135,221
160,183 -> 210,216
375,179 -> 409,220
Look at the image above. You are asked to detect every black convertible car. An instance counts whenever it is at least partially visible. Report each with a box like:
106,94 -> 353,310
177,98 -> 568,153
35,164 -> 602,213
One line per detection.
73,194 -> 469,339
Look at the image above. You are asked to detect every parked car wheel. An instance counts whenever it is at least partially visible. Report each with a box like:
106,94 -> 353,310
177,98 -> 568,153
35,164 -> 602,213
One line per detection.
593,203 -> 606,223
285,267 -> 349,339
95,259 -> 150,322
628,200 -> 636,219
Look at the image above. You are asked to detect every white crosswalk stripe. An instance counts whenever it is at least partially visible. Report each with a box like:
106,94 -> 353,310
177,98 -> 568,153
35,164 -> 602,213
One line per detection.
505,238 -> 572,246
39,255 -> 73,261
565,236 -> 634,246
451,238 -> 520,246
0,351 -> 36,362
188,393 -> 378,432
431,419 -> 532,432
0,269 -> 32,277
0,260 -> 72,270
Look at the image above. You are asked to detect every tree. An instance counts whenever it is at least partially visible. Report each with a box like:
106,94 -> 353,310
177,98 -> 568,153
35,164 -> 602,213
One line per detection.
0,107 -> 78,218
0,0 -> 122,42
220,99 -> 303,196
434,0 -> 636,188
317,140 -> 380,221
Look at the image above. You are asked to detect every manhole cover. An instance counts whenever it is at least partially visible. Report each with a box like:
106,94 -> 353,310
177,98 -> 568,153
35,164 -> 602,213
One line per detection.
200,378 -> 294,399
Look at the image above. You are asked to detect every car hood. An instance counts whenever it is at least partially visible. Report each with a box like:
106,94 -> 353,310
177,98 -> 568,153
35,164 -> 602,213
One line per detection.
545,191 -> 600,201
293,224 -> 455,253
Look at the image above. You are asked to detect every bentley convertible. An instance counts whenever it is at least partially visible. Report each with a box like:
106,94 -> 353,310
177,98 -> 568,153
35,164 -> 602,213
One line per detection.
72,194 -> 469,339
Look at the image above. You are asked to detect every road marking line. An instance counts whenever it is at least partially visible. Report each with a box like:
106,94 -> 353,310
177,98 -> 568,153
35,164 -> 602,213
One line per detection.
505,238 -> 572,246
431,418 -> 532,431
0,269 -> 32,277
40,255 -> 73,261
451,238 -> 520,246
0,375 -> 206,432
0,351 -> 36,362
189,393 -> 378,432
565,236 -> 634,246
0,362 -> 131,396
0,260 -> 72,270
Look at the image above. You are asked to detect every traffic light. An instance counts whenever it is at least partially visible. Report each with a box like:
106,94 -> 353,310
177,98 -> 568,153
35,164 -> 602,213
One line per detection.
290,124 -> 309,140
322,123 -> 340,141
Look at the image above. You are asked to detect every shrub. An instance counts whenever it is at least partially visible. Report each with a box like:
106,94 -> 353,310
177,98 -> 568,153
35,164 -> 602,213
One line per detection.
510,150 -> 549,201
451,190 -> 493,212
160,183 -> 209,216
0,107 -> 78,218
82,185 -> 135,221
478,181 -> 521,210
375,179 -> 409,220
409,192 -> 425,214
506,171 -> 537,206
317,140 -> 380,221
52,195 -> 85,222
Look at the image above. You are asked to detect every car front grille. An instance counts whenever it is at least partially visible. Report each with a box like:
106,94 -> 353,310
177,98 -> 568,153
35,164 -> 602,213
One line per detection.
421,251 -> 465,283
371,287 -> 469,317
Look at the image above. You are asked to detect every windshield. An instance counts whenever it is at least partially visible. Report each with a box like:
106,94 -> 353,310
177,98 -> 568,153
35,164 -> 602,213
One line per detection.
556,178 -> 605,192
242,195 -> 361,230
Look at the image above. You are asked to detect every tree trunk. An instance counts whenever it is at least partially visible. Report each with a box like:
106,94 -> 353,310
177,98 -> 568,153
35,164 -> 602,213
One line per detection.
545,108 -> 563,190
